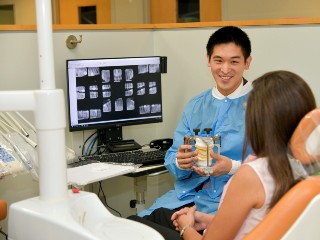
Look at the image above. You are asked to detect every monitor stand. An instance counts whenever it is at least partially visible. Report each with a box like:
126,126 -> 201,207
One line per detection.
98,126 -> 123,143
97,127 -> 141,152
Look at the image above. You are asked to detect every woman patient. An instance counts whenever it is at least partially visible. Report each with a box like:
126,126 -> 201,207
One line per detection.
128,70 -> 316,239
171,70 -> 316,239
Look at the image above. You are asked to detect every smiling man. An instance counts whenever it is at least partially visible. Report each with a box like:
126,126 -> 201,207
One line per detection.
128,26 -> 253,238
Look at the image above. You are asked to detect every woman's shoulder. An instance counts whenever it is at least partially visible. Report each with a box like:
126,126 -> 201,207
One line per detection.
222,163 -> 265,209
229,157 -> 267,197
244,156 -> 270,177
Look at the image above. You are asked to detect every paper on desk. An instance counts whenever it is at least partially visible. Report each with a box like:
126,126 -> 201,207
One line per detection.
67,163 -> 135,186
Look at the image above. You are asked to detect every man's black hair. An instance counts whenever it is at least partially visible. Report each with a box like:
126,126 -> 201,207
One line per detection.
206,26 -> 251,60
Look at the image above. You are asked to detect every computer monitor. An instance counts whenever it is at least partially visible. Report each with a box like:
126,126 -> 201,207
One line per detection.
66,56 -> 165,142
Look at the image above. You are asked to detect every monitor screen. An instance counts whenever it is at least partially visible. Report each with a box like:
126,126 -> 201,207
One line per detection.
66,56 -> 163,132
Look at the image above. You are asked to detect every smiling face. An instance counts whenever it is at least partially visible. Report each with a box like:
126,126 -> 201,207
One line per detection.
208,42 -> 252,96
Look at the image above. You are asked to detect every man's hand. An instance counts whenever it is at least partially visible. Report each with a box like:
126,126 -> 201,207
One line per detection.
176,145 -> 198,169
192,152 -> 232,176
210,152 -> 232,176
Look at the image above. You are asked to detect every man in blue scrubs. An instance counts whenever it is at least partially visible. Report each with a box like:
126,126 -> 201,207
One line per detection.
131,26 -> 253,233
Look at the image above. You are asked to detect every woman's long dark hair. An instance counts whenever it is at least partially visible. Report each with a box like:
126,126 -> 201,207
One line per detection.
243,70 -> 316,208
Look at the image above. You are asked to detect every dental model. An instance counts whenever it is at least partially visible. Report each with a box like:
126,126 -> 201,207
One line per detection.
184,128 -> 221,175
195,137 -> 214,167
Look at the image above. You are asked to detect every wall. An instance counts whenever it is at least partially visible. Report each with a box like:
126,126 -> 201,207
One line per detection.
0,0 -> 149,24
0,28 -> 176,233
111,0 -> 150,24
1,24 -> 320,233
4,0 -> 320,24
154,24 -> 320,106
0,0 -> 36,24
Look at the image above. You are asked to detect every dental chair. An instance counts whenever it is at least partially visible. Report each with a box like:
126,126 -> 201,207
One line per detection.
244,108 -> 320,240
0,200 -> 7,238
0,200 -> 6,221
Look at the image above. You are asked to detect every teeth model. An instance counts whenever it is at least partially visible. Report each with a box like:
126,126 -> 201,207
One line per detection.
195,137 -> 213,167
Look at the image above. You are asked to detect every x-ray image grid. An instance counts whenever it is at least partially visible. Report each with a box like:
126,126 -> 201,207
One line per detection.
74,62 -> 162,124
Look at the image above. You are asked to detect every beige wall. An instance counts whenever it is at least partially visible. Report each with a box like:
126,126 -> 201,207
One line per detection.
0,28 -> 176,234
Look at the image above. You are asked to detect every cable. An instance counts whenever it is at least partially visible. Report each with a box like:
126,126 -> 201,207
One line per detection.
91,143 -> 105,155
81,131 -> 97,156
86,135 -> 98,156
88,137 -> 98,156
97,181 -> 121,217
97,144 -> 108,155
0,228 -> 8,240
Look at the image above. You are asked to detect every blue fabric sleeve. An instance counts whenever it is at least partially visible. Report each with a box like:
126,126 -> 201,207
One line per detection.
164,111 -> 194,180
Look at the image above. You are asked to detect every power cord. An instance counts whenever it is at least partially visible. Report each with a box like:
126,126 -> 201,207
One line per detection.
0,227 -> 8,240
81,131 -> 97,156
97,181 -> 122,217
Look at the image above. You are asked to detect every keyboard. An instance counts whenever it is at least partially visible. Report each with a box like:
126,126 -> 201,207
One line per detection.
77,148 -> 167,166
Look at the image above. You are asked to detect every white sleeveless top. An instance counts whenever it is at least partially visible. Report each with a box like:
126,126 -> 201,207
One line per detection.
220,156 -> 276,239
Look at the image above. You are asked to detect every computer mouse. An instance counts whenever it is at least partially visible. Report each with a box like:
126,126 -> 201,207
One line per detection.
91,163 -> 110,172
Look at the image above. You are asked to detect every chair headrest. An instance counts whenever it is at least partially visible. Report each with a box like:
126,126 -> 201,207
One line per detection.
290,108 -> 320,165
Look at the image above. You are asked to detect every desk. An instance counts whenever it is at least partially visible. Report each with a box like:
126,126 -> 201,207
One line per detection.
68,162 -> 168,214
125,164 -> 168,213
67,162 -> 167,185
67,163 -> 136,186
125,163 -> 167,177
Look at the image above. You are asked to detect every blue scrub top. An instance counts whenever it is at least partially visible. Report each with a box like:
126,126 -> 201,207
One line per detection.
139,82 -> 252,217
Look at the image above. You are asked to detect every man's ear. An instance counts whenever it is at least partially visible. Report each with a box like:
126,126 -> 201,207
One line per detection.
245,56 -> 252,70
207,54 -> 210,67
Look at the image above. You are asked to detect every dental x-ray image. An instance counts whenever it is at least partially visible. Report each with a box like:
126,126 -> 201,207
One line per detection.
78,110 -> 89,120
113,69 -> 122,82
125,83 -> 133,97
137,82 -> 145,96
103,99 -> 112,113
102,91 -> 111,98
149,81 -> 157,94
125,69 -> 134,81
149,64 -> 160,73
76,86 -> 85,100
151,104 -> 161,113
67,56 -> 163,132
115,98 -> 124,111
88,67 -> 100,77
90,109 -> 101,119
126,98 -> 135,111
138,64 -> 148,74
76,67 -> 87,77
101,69 -> 110,83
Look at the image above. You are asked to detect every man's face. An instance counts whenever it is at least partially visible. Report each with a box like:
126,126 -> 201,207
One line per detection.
208,43 -> 252,96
